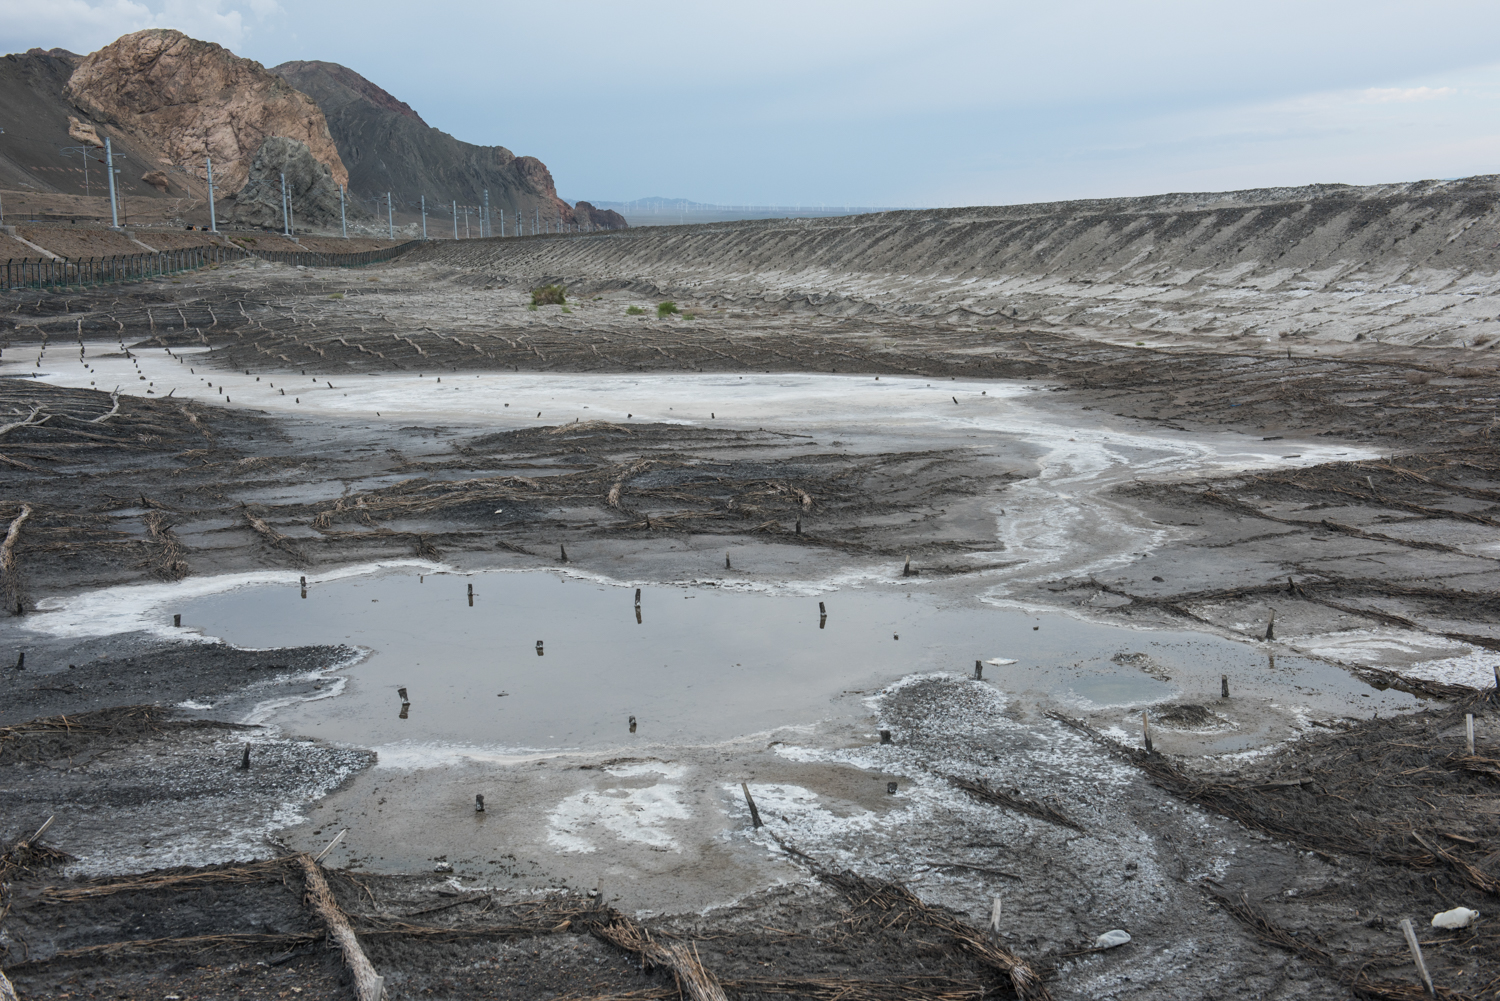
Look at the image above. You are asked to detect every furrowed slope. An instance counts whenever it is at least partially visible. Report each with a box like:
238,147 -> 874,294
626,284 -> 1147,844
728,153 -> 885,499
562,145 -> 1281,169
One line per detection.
409,175 -> 1500,348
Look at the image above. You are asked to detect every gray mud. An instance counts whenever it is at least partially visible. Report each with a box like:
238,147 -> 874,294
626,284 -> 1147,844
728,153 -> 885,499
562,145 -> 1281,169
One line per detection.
1,222 -> 1498,1000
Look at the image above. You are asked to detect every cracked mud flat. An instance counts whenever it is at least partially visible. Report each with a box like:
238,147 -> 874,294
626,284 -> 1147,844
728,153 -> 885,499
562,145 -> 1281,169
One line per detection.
1,217 -> 1499,1001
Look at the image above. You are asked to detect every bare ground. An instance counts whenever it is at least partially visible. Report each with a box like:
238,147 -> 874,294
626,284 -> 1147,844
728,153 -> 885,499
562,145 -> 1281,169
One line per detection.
0,251 -> 1498,999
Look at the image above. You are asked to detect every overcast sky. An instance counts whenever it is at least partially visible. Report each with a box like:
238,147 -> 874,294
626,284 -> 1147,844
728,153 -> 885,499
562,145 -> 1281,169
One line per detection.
5,0 -> 1500,208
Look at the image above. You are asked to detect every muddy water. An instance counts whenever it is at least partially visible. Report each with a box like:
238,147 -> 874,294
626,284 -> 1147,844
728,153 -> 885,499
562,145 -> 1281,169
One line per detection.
174,569 -> 1414,753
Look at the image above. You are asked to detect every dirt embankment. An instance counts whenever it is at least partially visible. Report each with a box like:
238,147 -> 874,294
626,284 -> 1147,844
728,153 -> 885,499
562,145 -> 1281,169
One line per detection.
403,176 -> 1500,348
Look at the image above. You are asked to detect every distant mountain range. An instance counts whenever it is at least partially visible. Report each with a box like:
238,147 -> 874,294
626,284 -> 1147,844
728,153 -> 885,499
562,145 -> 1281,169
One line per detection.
580,197 -> 910,226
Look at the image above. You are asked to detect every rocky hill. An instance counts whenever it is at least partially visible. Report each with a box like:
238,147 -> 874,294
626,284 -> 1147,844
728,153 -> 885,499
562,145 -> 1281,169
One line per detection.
272,60 -> 623,229
68,30 -> 347,197
0,31 -> 614,234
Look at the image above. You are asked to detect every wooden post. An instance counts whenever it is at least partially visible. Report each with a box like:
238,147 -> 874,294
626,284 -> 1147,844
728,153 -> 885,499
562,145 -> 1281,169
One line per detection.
887,781 -> 898,794
741,782 -> 763,828
559,544 -> 568,563
795,519 -> 801,535
989,896 -> 1003,936
468,582 -> 473,607
628,715 -> 637,733
12,652 -> 20,671
398,687 -> 408,702
536,640 -> 544,656
902,555 -> 912,577
880,729 -> 892,744
475,794 -> 485,813
239,743 -> 250,769
1467,714 -> 1475,756
1399,917 -> 1436,997
1143,712 -> 1153,754
296,852 -> 387,1001
1263,609 -> 1275,641
725,553 -> 731,570
818,601 -> 826,615
634,588 -> 641,606
1221,674 -> 1229,699
975,659 -> 983,680
173,613 -> 181,627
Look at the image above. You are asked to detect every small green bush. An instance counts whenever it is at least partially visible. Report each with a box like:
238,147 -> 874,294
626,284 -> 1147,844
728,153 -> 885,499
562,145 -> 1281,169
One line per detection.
527,303 -> 538,311
327,292 -> 344,300
531,284 -> 567,306
683,312 -> 695,320
657,301 -> 679,318
561,306 -> 572,313
626,305 -> 646,316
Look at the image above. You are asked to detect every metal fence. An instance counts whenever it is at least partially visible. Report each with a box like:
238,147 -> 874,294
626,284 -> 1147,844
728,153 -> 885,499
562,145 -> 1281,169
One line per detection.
2,244 -> 246,291
3,238 -> 424,291
244,240 -> 423,268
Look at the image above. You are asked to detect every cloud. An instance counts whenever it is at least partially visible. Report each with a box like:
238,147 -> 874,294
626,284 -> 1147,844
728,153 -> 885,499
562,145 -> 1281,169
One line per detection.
1361,86 -> 1458,102
0,0 -> 279,58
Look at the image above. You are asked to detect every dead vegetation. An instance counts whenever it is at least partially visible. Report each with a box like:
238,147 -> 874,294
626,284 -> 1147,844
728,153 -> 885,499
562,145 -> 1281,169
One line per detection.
1048,688 -> 1500,998
3,839 -> 1052,1001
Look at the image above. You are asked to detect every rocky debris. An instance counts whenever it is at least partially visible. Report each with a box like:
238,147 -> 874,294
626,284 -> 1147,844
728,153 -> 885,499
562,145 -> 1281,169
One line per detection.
65,29 -> 348,196
221,136 -> 353,230
140,170 -> 168,192
573,200 -> 629,230
66,114 -> 101,146
272,58 -> 575,224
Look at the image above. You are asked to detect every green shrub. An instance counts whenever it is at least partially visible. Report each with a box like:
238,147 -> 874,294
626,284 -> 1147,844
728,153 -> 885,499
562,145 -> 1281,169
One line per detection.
527,303 -> 538,311
657,301 -> 678,318
531,284 -> 567,306
626,305 -> 646,316
327,292 -> 344,300
683,312 -> 695,320
561,306 -> 572,313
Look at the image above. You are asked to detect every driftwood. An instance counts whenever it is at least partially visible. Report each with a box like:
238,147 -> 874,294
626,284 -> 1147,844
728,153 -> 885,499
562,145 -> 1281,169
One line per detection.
0,503 -> 30,611
296,852 -> 385,1001
771,834 -> 1051,1001
946,774 -> 1082,832
592,914 -> 728,1001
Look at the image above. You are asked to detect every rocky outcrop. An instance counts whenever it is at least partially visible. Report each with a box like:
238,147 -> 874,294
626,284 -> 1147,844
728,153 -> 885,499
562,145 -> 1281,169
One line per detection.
272,59 -> 588,227
221,136 -> 353,230
66,115 -> 101,146
65,29 -> 348,195
572,201 -> 628,231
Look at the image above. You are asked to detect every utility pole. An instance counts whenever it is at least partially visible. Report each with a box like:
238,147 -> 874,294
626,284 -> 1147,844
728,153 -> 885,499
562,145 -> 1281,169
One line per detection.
280,172 -> 290,236
105,137 -> 119,228
206,156 -> 216,232
387,192 -> 393,239
483,189 -> 490,238
452,200 -> 457,239
500,208 -> 505,237
421,195 -> 427,239
464,205 -> 470,239
340,185 -> 346,238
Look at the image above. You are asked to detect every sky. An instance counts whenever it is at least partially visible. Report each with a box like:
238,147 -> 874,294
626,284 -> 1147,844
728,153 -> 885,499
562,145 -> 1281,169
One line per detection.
5,0 -> 1500,208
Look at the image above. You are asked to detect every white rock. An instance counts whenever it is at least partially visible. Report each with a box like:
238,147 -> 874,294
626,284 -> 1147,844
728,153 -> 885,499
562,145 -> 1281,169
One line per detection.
433,862 -> 453,873
986,658 -> 1019,666
1432,907 -> 1479,929
1094,929 -> 1132,949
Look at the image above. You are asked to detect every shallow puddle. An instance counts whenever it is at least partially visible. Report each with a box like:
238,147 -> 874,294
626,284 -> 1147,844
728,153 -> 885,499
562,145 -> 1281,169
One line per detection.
172,569 -> 1416,753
